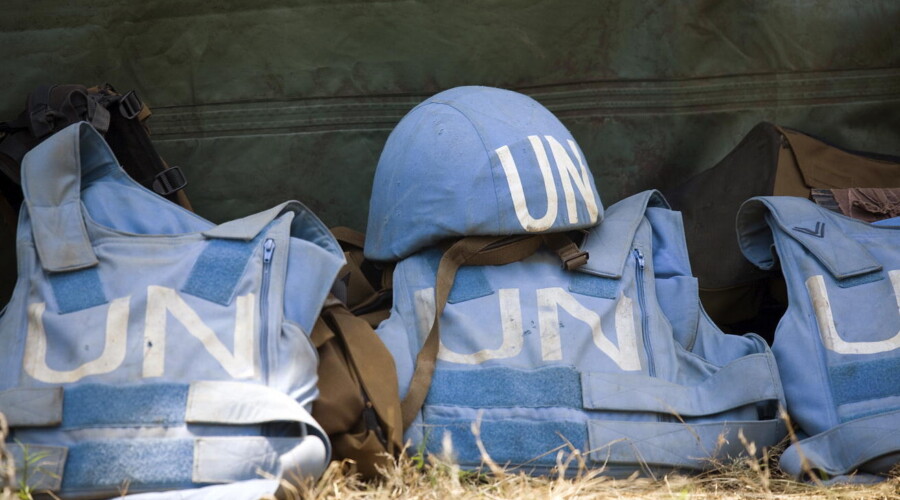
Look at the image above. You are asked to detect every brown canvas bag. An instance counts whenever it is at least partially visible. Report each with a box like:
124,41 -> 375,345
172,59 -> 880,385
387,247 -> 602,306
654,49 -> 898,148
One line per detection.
667,122 -> 900,338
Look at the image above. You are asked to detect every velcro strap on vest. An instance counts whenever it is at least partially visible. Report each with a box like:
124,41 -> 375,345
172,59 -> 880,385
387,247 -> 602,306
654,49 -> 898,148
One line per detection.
737,197 -> 882,280
7,381 -> 329,493
11,436 -> 319,493
779,408 -> 900,479
426,354 -> 781,417
579,190 -> 668,279
8,445 -> 66,491
6,382 -> 325,436
421,416 -> 785,470
185,202 -> 296,305
20,122 -> 100,272
0,387 -> 63,426
401,235 -> 544,430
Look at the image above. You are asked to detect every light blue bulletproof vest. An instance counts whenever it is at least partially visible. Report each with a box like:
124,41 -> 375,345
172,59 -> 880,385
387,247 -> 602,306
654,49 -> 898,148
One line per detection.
738,197 -> 900,481
375,190 -> 787,475
0,123 -> 345,499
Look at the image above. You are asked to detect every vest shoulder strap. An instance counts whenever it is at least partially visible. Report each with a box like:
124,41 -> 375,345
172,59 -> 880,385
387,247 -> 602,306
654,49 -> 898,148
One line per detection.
20,122 -> 105,272
737,196 -> 882,280
579,189 -> 668,279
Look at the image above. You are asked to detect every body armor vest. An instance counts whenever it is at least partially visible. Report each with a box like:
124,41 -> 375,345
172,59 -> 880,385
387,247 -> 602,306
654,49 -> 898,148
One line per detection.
738,197 -> 900,480
0,123 -> 344,499
365,86 -> 785,475
376,190 -> 786,474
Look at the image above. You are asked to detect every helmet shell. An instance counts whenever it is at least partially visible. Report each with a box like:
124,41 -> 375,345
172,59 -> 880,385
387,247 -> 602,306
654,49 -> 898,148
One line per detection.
365,86 -> 603,261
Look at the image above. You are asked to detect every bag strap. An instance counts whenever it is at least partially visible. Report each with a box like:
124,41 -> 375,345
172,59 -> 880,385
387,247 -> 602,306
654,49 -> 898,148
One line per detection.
315,297 -> 405,455
779,408 -> 900,479
331,226 -> 395,322
400,233 -> 581,430
0,84 -> 190,212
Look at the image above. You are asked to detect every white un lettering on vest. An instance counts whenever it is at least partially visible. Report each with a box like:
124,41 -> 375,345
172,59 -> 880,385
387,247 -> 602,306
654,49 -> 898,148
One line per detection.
23,286 -> 258,384
808,269 -> 900,355
414,287 -> 642,370
496,135 -> 600,232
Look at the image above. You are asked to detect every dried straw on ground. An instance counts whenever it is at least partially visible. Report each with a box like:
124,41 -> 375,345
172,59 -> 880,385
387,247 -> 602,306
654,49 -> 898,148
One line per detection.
3,415 -> 898,499
277,430 -> 900,500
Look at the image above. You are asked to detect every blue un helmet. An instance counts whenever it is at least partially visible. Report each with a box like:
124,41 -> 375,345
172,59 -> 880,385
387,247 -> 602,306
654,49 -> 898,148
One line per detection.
364,86 -> 603,261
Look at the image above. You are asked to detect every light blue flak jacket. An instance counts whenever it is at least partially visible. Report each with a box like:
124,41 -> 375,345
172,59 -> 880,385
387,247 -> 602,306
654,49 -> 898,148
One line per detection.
0,123 -> 345,499
739,197 -> 900,481
377,190 -> 787,475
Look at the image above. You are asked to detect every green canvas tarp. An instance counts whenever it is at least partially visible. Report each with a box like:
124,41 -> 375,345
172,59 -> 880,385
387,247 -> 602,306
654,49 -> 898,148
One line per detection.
2,1 -> 899,303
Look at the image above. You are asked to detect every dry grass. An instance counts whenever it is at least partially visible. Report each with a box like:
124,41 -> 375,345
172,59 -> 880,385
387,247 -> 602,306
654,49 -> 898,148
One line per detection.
1,413 -> 14,500
3,417 -> 899,500
277,437 -> 900,500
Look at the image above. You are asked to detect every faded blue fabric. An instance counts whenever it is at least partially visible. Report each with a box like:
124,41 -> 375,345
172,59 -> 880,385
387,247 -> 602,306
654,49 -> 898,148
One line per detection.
835,271 -> 884,288
738,196 -> 900,479
873,216 -> 900,227
423,249 -> 494,304
183,235 -> 263,306
47,267 -> 106,313
0,123 -> 344,498
375,184 -> 785,474
424,417 -> 588,467
62,383 -> 189,428
427,366 -> 583,408
365,86 -> 604,261
568,273 -> 618,299
65,439 -> 196,491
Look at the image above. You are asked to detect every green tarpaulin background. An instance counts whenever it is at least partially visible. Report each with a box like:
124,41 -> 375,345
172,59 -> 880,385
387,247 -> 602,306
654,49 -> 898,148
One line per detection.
2,1 -> 899,301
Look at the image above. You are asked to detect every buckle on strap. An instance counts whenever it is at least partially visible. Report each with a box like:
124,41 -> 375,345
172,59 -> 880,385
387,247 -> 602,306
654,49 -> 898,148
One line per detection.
561,249 -> 589,271
151,166 -> 187,196
118,90 -> 143,120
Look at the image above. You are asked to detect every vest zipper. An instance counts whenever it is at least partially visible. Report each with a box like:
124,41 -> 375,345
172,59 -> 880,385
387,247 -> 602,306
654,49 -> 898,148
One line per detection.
633,248 -> 655,378
260,238 -> 276,382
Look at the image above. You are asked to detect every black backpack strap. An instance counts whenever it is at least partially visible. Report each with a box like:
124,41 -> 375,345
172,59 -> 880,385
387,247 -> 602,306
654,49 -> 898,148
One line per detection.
0,83 -> 191,212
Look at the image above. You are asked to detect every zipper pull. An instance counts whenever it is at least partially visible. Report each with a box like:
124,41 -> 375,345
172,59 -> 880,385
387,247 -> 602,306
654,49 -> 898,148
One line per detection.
634,248 -> 645,270
263,238 -> 276,264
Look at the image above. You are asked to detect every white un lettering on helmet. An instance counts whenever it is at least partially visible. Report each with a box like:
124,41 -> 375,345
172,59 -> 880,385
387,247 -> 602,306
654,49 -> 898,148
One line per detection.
496,135 -> 600,232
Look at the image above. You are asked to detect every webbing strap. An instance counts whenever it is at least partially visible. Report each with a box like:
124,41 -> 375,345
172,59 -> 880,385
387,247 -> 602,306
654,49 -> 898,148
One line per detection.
582,353 -> 782,416
400,233 -> 589,430
12,436 -> 316,493
5,382 -> 326,434
543,232 -> 589,270
330,226 -> 393,317
424,354 -> 782,417
330,226 -> 367,248
0,387 -> 62,426
779,409 -> 900,478
400,235 -> 544,430
319,300 -> 404,454
588,418 -> 785,468
8,381 -> 329,492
